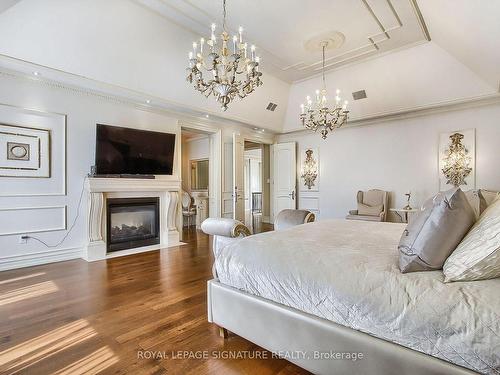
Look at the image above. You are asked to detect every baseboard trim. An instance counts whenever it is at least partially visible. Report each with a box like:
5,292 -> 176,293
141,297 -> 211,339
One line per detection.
0,246 -> 83,271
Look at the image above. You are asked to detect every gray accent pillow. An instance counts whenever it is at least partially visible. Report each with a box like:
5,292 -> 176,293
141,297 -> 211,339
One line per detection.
398,187 -> 475,273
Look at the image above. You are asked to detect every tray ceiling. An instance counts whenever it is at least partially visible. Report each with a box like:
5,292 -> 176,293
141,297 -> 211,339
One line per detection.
134,0 -> 430,82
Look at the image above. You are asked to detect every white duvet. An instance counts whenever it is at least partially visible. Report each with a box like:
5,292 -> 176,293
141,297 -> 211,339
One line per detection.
215,219 -> 500,374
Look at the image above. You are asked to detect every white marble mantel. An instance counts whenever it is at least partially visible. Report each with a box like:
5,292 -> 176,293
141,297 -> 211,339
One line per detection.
84,177 -> 182,261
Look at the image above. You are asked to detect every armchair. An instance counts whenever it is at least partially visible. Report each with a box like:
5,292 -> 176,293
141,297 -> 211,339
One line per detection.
346,189 -> 388,222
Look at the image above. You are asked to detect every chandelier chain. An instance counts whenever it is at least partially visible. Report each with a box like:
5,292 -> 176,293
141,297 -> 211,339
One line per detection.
322,44 -> 326,89
223,0 -> 227,31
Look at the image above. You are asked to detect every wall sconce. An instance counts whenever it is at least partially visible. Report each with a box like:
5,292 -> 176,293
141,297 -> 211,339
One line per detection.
441,132 -> 472,187
300,149 -> 318,190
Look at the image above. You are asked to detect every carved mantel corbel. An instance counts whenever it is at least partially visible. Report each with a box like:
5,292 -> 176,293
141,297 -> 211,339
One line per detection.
88,191 -> 104,242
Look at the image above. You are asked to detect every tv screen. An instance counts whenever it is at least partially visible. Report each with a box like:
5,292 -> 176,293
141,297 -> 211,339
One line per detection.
95,124 -> 176,175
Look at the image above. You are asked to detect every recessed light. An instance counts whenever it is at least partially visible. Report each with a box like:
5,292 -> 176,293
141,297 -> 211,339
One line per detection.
146,99 -> 151,104
33,71 -> 40,76
205,114 -> 209,118
253,127 -> 259,130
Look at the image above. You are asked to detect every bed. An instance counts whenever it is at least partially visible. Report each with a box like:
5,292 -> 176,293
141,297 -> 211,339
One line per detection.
206,219 -> 500,375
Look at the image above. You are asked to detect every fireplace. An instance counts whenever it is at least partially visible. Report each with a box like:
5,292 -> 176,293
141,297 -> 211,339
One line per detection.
106,197 -> 160,252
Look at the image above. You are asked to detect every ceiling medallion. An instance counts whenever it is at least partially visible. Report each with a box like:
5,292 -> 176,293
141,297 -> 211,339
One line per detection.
300,41 -> 349,139
186,0 -> 263,111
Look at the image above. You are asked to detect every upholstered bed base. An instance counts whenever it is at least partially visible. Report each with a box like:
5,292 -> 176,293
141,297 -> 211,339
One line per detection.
207,279 -> 475,375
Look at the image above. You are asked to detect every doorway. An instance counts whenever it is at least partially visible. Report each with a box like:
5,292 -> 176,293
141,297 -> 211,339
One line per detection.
180,126 -> 221,241
238,140 -> 271,233
222,132 -> 273,233
244,141 -> 263,230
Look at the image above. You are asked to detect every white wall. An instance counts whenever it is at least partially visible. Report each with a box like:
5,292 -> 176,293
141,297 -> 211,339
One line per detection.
0,0 -> 290,131
279,103 -> 500,221
0,73 -> 181,270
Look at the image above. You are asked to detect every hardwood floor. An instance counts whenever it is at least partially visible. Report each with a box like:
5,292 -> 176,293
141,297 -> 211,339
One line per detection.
0,228 -> 310,375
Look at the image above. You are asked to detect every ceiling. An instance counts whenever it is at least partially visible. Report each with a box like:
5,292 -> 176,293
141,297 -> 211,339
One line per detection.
0,0 -> 497,132
418,0 -> 500,91
134,0 -> 430,82
181,129 -> 209,142
0,0 -> 21,14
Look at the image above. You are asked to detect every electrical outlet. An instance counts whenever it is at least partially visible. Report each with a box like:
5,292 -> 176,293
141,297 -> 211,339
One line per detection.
18,235 -> 28,244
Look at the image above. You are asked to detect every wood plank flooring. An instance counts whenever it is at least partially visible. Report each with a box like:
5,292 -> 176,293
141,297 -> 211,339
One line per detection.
0,226 -> 310,375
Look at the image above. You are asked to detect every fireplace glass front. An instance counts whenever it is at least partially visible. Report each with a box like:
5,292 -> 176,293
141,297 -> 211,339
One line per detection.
106,197 -> 160,252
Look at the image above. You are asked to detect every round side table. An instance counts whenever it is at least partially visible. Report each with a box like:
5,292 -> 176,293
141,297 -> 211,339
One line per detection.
390,208 -> 420,223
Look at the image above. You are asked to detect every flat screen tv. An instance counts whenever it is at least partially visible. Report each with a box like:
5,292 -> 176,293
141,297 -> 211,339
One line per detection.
95,124 -> 176,175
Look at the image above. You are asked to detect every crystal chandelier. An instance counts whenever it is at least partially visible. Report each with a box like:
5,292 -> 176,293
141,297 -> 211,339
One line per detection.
300,42 -> 349,139
186,0 -> 263,111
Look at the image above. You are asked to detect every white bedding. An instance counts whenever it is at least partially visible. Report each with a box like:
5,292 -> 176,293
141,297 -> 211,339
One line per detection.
215,219 -> 500,374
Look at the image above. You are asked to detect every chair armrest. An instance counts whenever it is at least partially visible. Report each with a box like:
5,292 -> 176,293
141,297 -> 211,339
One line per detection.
349,210 -> 358,215
201,218 -> 251,238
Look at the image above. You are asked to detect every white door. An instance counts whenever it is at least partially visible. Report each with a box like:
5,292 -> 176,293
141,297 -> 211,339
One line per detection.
221,142 -> 233,218
233,133 -> 245,222
273,142 -> 296,217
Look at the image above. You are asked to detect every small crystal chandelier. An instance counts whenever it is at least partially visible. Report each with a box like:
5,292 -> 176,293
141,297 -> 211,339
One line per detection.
301,149 -> 318,190
186,0 -> 263,111
300,42 -> 349,139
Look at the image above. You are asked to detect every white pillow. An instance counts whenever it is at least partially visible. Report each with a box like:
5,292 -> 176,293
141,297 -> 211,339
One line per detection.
443,197 -> 500,282
464,189 -> 487,220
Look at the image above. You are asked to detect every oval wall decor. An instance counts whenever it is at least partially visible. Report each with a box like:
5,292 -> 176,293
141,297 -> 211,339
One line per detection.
9,144 -> 29,159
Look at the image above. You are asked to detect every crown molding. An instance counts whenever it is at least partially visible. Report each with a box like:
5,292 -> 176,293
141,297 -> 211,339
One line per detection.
0,54 -> 278,135
1,54 -> 498,138
281,93 -> 500,135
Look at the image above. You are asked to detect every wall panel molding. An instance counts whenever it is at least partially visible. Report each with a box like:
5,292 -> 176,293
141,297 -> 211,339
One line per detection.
0,205 -> 67,236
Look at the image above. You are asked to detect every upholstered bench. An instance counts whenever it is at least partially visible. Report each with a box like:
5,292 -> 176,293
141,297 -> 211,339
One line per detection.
201,210 -> 315,262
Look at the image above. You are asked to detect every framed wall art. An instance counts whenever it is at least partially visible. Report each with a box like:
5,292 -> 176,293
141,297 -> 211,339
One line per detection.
0,123 -> 50,178
0,104 -> 66,196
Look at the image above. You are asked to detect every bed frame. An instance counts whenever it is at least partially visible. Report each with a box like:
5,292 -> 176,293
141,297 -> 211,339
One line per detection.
208,279 -> 476,375
201,217 -> 477,374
